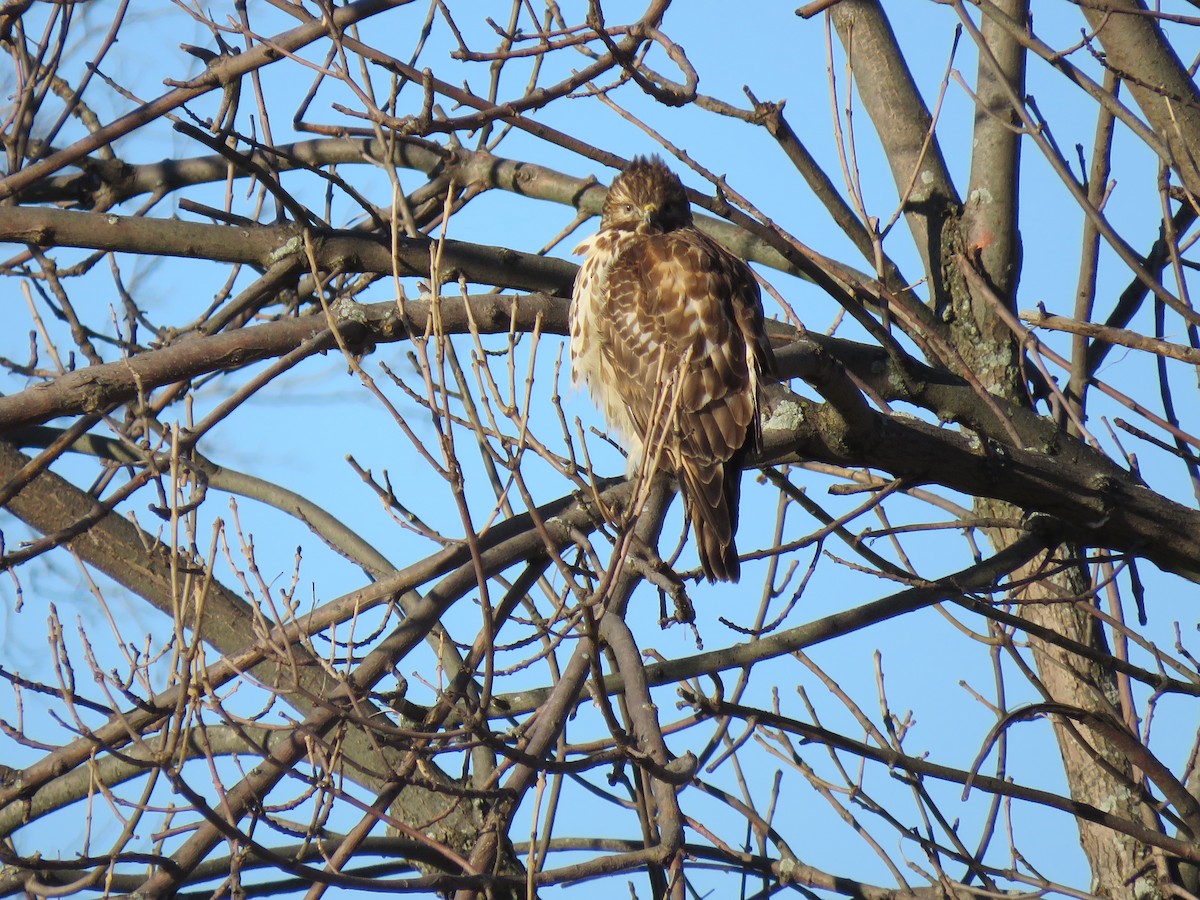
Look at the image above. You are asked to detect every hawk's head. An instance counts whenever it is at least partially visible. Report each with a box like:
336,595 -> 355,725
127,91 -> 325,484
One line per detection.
600,156 -> 692,235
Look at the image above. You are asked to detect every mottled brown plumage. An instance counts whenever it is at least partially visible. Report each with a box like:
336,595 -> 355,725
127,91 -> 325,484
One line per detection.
570,156 -> 776,582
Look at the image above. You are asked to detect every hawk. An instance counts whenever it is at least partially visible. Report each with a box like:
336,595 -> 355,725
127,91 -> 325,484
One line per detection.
570,156 -> 776,583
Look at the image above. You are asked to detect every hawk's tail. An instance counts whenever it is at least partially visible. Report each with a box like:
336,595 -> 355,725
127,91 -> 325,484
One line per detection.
680,457 -> 742,583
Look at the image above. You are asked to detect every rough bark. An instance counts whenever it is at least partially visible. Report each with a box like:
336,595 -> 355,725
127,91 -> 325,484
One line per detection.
964,4 -> 1168,896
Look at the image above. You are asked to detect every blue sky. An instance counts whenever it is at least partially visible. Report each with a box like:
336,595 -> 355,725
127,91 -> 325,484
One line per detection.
2,3 -> 1199,897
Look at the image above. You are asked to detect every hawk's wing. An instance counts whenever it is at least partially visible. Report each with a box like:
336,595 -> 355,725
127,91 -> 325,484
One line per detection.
601,228 -> 775,581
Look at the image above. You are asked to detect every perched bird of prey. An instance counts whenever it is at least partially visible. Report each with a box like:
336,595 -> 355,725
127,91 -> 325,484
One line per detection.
570,156 -> 776,583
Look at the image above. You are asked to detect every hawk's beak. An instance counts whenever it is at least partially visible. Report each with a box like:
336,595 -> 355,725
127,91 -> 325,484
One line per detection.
640,203 -> 660,230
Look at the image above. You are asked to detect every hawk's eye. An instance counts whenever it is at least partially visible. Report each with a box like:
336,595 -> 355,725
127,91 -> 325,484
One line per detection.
622,203 -> 635,215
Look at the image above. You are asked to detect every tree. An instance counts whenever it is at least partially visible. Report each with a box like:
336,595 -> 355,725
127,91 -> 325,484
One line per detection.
1,0 -> 1199,897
